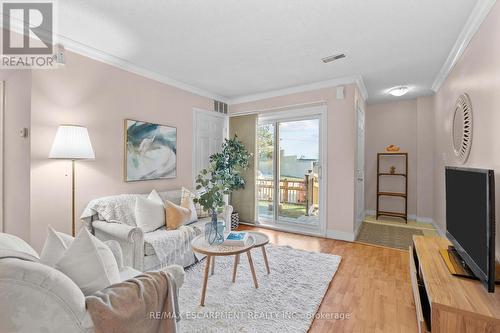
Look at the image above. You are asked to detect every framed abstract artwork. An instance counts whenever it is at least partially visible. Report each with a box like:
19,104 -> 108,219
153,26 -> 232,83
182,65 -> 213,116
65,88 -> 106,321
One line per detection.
124,119 -> 177,181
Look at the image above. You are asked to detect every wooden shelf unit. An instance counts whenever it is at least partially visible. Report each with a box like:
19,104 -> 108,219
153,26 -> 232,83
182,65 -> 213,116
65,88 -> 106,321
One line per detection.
376,152 -> 408,222
410,236 -> 500,332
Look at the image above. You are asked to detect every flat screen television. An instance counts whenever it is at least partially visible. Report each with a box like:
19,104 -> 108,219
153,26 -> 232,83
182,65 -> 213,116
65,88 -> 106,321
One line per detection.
445,166 -> 495,292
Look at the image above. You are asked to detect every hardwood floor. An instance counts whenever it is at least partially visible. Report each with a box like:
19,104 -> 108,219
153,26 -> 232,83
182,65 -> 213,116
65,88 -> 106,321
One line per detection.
238,225 -> 418,333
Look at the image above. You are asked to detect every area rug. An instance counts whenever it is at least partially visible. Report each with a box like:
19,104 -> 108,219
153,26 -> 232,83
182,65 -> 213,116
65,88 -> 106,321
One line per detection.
355,221 -> 423,250
177,245 -> 341,333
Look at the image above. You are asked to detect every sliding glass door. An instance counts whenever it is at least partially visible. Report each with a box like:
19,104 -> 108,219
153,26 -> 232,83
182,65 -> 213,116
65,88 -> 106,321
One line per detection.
257,113 -> 323,233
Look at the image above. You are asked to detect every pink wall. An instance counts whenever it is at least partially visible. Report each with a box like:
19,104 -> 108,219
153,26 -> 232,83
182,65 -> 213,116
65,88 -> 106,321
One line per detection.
0,70 -> 31,242
231,85 -> 358,238
365,98 -> 434,221
30,51 -> 212,250
432,1 -> 500,258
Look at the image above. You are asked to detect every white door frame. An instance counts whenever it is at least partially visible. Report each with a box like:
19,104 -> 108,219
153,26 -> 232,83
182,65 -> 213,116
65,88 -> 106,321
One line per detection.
354,100 -> 365,232
192,107 -> 228,186
255,104 -> 328,237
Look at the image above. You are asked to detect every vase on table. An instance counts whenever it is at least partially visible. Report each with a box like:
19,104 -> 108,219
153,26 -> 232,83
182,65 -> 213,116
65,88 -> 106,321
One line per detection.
204,210 -> 225,245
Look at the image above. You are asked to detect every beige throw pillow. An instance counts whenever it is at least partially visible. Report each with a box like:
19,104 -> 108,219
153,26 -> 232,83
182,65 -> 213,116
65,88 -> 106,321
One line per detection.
165,200 -> 191,230
180,187 -> 198,223
182,187 -> 210,219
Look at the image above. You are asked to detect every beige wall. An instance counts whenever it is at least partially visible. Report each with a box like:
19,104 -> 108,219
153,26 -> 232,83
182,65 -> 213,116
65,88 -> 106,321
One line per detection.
432,1 -> 500,258
230,85 -> 358,239
30,51 -> 212,251
364,98 -> 434,221
365,100 -> 418,217
1,70 -> 31,242
229,114 -> 257,222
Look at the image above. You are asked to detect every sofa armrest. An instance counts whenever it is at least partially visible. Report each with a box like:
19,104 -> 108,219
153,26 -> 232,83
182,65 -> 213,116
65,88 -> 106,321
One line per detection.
93,221 -> 142,242
92,221 -> 144,271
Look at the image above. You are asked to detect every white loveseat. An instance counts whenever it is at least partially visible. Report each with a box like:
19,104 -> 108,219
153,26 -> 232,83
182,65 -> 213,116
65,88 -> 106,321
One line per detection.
0,233 -> 183,333
81,189 -> 233,271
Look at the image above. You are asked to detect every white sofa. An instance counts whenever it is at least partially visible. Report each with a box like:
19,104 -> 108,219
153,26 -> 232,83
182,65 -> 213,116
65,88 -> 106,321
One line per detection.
81,189 -> 233,271
0,233 -> 183,333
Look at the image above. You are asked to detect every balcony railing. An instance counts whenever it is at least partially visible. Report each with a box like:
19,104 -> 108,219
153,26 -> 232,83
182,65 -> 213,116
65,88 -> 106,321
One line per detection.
257,174 -> 319,216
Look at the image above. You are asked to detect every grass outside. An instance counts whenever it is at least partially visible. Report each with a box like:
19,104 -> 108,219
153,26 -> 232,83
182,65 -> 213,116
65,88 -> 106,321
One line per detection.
258,200 -> 306,219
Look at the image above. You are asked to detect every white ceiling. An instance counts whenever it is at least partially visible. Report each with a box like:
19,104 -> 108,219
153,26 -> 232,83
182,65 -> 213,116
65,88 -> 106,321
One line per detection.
55,0 -> 482,103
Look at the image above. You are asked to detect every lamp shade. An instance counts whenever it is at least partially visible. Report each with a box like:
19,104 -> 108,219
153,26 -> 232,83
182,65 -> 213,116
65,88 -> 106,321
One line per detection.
49,125 -> 95,159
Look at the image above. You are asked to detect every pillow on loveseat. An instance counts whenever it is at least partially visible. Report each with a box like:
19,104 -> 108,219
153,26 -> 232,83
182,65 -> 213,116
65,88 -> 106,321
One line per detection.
135,189 -> 165,233
40,226 -> 74,267
56,228 -> 120,295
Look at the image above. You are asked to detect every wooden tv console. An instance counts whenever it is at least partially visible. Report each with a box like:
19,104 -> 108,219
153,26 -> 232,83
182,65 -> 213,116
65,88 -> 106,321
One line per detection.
410,236 -> 500,332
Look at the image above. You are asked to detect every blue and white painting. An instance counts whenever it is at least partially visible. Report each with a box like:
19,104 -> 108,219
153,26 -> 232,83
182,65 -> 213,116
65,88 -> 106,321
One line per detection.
125,119 -> 177,181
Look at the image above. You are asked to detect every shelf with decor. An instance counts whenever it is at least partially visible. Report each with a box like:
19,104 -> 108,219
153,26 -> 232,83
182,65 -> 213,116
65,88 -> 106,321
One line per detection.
376,152 -> 408,222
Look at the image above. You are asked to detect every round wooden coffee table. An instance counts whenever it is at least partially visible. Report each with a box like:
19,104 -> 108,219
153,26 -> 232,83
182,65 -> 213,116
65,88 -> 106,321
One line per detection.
248,232 -> 270,274
191,235 -> 257,306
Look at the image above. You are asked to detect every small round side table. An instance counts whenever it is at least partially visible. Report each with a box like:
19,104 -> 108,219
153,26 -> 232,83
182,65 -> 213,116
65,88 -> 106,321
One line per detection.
234,231 -> 270,276
191,235 -> 257,306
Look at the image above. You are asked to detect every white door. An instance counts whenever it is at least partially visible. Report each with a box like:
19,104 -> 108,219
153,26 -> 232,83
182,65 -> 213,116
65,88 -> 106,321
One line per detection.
256,105 -> 327,237
355,102 -> 365,228
193,108 -> 227,182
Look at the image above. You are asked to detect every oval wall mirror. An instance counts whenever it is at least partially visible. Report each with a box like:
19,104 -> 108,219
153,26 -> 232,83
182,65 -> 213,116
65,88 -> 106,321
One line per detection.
452,94 -> 473,164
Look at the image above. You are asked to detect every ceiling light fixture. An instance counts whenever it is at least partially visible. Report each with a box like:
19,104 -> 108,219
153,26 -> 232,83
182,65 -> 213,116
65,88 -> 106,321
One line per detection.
321,53 -> 346,63
388,86 -> 410,97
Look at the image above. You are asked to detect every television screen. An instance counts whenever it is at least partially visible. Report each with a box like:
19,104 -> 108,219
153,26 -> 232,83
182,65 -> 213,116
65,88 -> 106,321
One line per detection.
445,167 -> 495,292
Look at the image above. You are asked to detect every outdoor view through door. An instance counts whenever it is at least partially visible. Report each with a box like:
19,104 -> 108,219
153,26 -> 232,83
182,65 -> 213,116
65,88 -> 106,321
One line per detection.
257,117 -> 320,228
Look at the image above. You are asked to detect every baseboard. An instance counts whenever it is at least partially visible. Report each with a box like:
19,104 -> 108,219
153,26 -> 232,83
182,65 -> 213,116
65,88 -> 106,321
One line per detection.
364,209 -> 434,224
354,220 -> 363,239
431,221 -> 447,238
326,229 -> 355,242
239,221 -> 326,239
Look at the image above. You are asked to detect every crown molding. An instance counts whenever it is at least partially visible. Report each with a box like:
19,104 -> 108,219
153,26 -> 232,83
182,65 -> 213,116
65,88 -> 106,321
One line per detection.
58,35 -> 231,103
1,17 -> 230,103
228,75 -> 367,105
355,75 -> 368,101
431,0 -> 497,92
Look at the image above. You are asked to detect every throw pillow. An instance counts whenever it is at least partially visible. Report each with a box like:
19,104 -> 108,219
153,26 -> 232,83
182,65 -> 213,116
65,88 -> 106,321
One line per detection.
165,200 -> 192,230
180,187 -> 198,223
135,190 -> 165,233
55,228 -> 120,296
148,189 -> 164,205
188,188 -> 211,218
40,226 -> 74,267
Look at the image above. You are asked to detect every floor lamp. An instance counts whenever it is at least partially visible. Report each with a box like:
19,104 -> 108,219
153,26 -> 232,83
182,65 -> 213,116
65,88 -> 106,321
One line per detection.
49,125 -> 95,236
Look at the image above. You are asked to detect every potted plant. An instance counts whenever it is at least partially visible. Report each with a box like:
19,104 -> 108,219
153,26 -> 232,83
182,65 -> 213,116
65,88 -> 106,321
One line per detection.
194,135 -> 251,244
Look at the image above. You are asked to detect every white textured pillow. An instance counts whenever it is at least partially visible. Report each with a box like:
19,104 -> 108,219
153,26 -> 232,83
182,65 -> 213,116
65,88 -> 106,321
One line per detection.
55,228 -> 120,296
40,226 -> 74,267
181,187 -> 198,223
135,189 -> 165,233
148,189 -> 164,205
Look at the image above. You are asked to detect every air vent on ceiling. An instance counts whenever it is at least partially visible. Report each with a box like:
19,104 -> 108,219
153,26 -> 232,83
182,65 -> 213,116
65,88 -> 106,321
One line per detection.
321,53 -> 346,63
213,100 -> 228,114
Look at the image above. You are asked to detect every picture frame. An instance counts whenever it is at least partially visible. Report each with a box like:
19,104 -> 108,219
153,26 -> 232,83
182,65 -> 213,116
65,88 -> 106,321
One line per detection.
124,119 -> 177,181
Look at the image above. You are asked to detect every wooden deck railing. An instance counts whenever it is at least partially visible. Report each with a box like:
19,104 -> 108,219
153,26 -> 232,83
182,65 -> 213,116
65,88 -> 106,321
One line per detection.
257,175 -> 319,215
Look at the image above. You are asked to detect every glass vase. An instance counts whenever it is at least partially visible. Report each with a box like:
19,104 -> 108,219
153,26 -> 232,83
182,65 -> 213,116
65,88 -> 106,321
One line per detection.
204,211 -> 225,245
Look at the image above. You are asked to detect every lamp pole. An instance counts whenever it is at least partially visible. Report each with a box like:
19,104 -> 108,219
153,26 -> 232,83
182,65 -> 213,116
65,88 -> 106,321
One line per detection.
71,159 -> 76,236
49,125 -> 95,237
